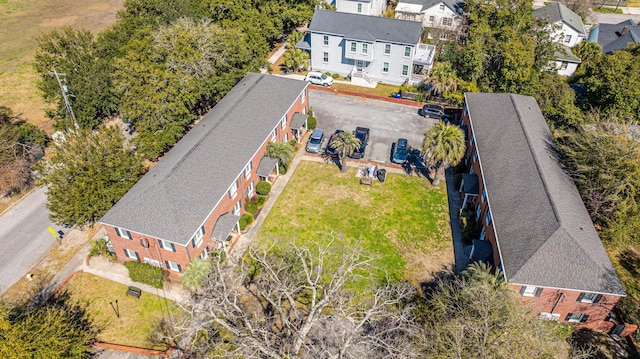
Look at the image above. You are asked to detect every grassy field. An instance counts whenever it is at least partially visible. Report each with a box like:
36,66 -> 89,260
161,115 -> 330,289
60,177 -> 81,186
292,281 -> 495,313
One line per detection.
63,272 -> 176,350
0,0 -> 124,133
257,161 -> 453,287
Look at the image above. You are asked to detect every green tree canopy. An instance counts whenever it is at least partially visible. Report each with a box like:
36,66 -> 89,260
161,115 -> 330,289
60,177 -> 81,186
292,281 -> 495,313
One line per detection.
39,126 -> 143,227
330,131 -> 360,173
422,122 -> 465,186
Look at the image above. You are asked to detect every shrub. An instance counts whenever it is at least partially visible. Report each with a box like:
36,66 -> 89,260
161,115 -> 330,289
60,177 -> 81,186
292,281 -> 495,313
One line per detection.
324,71 -> 332,77
279,163 -> 287,175
239,213 -> 254,231
245,201 -> 258,214
88,238 -> 111,258
124,261 -> 165,288
332,73 -> 339,79
307,116 -> 317,130
257,195 -> 267,208
256,180 -> 271,195
459,208 -> 481,246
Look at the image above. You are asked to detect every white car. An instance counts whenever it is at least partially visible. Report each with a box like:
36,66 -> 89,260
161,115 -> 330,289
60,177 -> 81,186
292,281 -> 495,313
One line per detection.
304,72 -> 334,87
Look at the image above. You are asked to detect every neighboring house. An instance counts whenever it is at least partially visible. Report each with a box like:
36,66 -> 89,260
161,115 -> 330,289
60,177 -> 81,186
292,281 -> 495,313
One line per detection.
336,0 -> 386,16
554,44 -> 581,76
459,92 -> 631,332
100,73 -> 309,274
302,9 -> 434,86
588,19 -> 640,54
395,0 -> 465,41
534,2 -> 587,47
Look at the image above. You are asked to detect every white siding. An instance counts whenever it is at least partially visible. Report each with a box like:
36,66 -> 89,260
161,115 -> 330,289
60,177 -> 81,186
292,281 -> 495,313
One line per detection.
336,0 -> 386,16
555,61 -> 578,76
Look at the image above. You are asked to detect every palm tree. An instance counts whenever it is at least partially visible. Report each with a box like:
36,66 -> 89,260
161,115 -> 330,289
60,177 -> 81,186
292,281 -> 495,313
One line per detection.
283,48 -> 309,73
266,141 -> 295,170
288,30 -> 304,47
422,121 -> 466,186
182,258 -> 213,292
330,132 -> 360,173
426,61 -> 459,98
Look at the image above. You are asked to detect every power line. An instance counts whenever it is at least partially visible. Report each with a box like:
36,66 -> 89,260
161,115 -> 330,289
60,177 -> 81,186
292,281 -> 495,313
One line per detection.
48,69 -> 77,126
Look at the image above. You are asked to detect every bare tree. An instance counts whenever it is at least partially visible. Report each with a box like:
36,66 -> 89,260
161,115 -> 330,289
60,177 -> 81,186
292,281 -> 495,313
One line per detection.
168,235 -> 421,358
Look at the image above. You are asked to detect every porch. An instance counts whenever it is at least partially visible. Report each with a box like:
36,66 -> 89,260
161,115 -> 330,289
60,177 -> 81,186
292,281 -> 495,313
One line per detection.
257,156 -> 280,183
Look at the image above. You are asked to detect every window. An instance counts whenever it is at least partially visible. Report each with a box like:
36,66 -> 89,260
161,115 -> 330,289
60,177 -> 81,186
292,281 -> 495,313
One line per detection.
191,226 -> 204,248
357,3 -> 362,12
559,62 -> 568,70
486,210 -> 492,226
382,62 -> 389,73
323,52 -> 329,63
228,179 -> 239,199
115,227 -> 132,240
404,46 -> 411,57
158,238 -> 176,252
566,312 -> 589,323
323,35 -> 329,46
440,33 -> 448,40
473,150 -> 478,162
475,205 -> 482,220
442,17 -> 453,26
246,181 -> 255,198
479,227 -> 486,241
439,4 -> 445,11
481,189 -> 487,203
578,292 -> 602,304
280,116 -> 286,129
270,129 -> 276,142
350,42 -> 357,53
283,133 -> 288,142
244,161 -> 252,179
361,43 -> 368,54
402,65 -> 409,76
520,286 -> 543,297
539,312 -> 561,320
429,15 -> 435,22
233,200 -> 241,216
143,258 -> 161,267
166,260 -> 182,272
384,43 -> 391,55
124,248 -> 139,260
300,90 -> 305,103
200,246 -> 210,260
564,34 -> 571,43
470,134 -> 475,147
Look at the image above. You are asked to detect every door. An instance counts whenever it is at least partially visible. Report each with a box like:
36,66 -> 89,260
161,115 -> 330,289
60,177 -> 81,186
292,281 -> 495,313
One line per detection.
356,60 -> 364,71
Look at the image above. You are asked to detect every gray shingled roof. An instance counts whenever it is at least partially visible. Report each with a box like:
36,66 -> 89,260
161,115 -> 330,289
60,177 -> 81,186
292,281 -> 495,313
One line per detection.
101,74 -> 308,245
396,0 -> 458,12
290,112 -> 307,130
534,2 -> 586,35
309,9 -> 423,45
211,213 -> 240,241
257,157 -> 280,178
462,173 -> 479,195
464,92 -> 625,296
555,44 -> 581,63
589,20 -> 640,54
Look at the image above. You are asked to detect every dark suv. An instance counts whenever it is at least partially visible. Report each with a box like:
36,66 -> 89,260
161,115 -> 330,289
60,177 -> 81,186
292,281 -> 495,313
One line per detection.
325,129 -> 344,156
350,127 -> 370,159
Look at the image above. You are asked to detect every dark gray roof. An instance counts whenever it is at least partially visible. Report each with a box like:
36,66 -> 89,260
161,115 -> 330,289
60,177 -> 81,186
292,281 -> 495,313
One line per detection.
296,33 -> 311,51
290,112 -> 307,129
534,2 -> 586,35
555,44 -> 581,63
470,239 -> 493,262
309,9 -> 423,45
462,173 -> 479,195
396,0 -> 458,12
464,92 -> 625,296
211,213 -> 240,241
588,20 -> 640,54
257,157 -> 280,178
101,73 -> 308,245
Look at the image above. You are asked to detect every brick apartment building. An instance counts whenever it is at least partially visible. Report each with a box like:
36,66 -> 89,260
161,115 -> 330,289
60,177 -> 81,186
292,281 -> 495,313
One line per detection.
459,92 -> 630,332
100,73 -> 309,274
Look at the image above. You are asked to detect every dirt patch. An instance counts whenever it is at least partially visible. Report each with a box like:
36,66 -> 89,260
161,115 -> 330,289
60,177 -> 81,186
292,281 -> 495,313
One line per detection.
0,0 -> 124,132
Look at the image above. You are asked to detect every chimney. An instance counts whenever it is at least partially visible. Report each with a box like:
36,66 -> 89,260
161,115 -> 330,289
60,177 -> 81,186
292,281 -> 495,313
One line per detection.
621,26 -> 629,36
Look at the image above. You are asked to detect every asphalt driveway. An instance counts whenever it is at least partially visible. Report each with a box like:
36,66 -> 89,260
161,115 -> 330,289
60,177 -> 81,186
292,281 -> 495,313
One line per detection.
309,89 -> 439,166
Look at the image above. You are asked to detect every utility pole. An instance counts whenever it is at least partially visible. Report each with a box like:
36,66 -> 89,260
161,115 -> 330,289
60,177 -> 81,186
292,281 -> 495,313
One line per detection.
48,70 -> 77,126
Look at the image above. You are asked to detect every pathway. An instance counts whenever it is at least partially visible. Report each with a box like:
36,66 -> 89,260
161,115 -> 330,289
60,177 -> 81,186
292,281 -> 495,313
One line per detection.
444,167 -> 469,274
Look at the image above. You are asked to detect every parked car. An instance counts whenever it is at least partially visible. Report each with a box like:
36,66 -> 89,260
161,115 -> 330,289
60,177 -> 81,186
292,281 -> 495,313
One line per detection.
350,127 -> 370,159
325,129 -> 344,156
392,138 -> 408,163
304,72 -> 334,87
421,104 -> 451,120
306,128 -> 324,153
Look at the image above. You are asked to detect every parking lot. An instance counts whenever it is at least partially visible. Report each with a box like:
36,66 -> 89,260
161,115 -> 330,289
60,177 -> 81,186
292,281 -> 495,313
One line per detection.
309,89 -> 439,166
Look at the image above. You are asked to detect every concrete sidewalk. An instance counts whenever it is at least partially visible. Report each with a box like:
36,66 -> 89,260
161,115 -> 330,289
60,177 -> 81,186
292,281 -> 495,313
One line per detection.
444,167 -> 469,274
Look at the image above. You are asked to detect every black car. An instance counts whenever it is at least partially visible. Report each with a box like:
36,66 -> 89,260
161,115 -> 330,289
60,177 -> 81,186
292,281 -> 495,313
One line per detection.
421,104 -> 451,120
325,129 -> 344,156
392,138 -> 408,164
350,127 -> 370,159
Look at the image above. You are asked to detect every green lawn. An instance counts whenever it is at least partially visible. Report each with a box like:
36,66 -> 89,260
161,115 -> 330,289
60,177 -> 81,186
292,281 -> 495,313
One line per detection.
257,161 -> 453,286
63,272 -> 177,350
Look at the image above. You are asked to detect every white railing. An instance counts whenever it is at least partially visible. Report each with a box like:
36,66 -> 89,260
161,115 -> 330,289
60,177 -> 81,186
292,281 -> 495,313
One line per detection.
351,69 -> 371,83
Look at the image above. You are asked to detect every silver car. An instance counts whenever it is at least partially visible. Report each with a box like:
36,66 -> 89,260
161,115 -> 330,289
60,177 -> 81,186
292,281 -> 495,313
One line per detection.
306,129 -> 324,153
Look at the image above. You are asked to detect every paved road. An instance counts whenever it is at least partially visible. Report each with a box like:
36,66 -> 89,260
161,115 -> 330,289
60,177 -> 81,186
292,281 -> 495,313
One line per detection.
309,89 -> 438,166
587,11 -> 640,25
0,186 -> 62,294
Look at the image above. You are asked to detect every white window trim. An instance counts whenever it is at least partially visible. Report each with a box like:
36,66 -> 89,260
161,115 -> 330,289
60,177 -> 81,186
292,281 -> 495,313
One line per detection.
166,260 -> 181,272
486,210 -> 492,226
323,52 -> 329,64
115,227 -> 132,240
382,62 -> 389,74
192,226 -> 204,248
567,312 -> 586,323
244,161 -> 252,179
158,238 -> 176,252
229,179 -> 239,199
124,248 -> 138,260
404,46 -> 411,58
402,65 -> 409,76
361,43 -> 368,55
579,292 -> 600,303
247,181 -> 255,198
522,286 -> 538,297
144,258 -> 161,267
323,35 -> 329,46
270,129 -> 276,142
233,200 -> 241,216
384,43 -> 391,55
300,90 -> 306,103
350,42 -> 357,53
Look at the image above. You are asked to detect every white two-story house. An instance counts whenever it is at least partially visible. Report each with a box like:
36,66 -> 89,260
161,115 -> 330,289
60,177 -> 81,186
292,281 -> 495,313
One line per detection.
304,9 -> 434,86
395,0 -> 465,41
336,0 -> 387,16
534,2 -> 586,76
